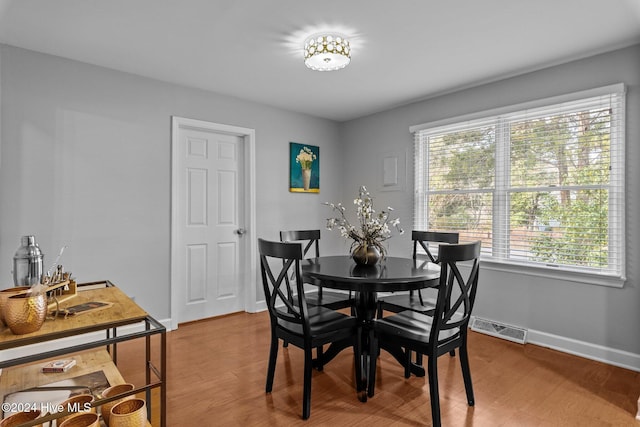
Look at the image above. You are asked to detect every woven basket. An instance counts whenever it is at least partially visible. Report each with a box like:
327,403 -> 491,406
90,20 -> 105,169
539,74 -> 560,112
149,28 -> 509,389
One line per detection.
0,410 -> 42,427
58,394 -> 96,424
58,412 -> 99,427
109,398 -> 147,427
99,383 -> 135,425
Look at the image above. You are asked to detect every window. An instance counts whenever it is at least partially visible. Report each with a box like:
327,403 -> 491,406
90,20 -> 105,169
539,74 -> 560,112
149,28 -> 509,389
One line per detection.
411,84 -> 625,286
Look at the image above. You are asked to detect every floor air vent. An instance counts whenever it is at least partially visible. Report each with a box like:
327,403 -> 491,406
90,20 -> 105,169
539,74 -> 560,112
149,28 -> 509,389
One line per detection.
470,317 -> 528,344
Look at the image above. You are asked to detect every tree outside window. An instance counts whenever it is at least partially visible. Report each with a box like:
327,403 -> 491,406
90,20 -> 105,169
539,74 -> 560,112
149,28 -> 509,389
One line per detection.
413,85 -> 625,281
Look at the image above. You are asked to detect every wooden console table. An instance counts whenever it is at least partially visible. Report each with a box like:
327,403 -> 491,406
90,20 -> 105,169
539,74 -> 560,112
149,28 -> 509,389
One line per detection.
0,280 -> 166,427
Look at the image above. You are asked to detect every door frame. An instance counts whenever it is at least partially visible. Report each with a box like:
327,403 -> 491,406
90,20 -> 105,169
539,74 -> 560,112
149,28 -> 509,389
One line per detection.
170,116 -> 257,330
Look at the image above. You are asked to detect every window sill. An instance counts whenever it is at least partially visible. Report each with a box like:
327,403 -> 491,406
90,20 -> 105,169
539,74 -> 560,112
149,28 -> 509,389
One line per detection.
477,258 -> 625,288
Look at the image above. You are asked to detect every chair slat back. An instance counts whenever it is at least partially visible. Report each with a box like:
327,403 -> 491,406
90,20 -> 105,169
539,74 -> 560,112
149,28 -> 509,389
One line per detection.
430,241 -> 481,343
280,230 -> 325,296
412,231 -> 459,263
258,238 -> 309,331
279,230 -> 320,258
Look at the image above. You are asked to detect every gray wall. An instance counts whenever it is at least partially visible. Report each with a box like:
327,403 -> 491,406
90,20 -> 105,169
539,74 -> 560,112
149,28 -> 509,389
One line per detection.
2,41 -> 638,368
0,44 -> 346,320
340,44 -> 640,367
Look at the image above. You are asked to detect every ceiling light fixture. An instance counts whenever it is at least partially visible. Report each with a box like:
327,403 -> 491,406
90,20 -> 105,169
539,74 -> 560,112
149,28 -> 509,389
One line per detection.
304,34 -> 351,71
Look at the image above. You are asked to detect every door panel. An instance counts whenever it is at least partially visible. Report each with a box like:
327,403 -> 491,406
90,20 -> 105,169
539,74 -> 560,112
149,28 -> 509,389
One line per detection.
176,128 -> 244,323
187,244 -> 207,302
216,242 -> 237,297
188,169 -> 207,225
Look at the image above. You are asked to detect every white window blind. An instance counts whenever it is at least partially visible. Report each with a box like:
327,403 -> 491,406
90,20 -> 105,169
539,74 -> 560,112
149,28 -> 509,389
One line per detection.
413,84 -> 625,283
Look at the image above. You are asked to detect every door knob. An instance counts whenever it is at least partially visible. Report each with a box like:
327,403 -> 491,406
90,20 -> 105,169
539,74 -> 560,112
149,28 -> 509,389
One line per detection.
235,228 -> 247,236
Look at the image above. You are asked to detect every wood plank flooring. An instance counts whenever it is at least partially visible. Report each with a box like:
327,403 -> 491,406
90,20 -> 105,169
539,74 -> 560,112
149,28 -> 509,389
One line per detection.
115,311 -> 640,426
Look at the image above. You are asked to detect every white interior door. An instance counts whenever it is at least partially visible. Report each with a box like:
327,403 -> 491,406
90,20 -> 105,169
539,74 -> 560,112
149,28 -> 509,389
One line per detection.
171,118 -> 255,326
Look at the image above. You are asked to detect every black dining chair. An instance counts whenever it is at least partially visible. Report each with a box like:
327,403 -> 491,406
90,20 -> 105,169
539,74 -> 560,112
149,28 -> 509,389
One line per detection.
377,230 -> 459,318
258,238 -> 362,420
377,231 -> 460,365
280,230 -> 353,311
368,241 -> 481,427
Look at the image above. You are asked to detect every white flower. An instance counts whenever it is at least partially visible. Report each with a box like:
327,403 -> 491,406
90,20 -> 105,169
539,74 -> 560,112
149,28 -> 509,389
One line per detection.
324,186 -> 403,258
295,146 -> 317,169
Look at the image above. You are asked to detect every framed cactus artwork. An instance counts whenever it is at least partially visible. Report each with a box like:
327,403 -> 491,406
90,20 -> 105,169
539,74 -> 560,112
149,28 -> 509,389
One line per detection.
290,142 -> 319,193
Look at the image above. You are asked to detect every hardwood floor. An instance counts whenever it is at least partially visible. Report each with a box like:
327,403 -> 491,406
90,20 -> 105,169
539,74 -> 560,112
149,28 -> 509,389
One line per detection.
116,311 -> 640,426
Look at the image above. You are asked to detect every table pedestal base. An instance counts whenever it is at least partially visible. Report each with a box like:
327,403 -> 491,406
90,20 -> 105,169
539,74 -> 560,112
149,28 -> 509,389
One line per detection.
312,291 -> 426,402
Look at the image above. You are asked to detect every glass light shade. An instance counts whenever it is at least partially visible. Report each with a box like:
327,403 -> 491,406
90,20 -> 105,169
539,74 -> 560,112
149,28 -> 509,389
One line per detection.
304,34 -> 351,71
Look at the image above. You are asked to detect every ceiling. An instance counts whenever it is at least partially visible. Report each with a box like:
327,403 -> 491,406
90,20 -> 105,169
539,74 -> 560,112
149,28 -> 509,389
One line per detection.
0,0 -> 639,122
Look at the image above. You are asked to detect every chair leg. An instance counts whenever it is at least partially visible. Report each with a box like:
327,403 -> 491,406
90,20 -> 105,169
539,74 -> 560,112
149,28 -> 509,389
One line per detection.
302,347 -> 313,420
415,351 -> 423,366
316,345 -> 324,371
404,348 -> 411,379
354,327 -> 363,394
266,334 -> 279,393
427,355 -> 441,427
367,331 -> 377,398
459,342 -> 475,406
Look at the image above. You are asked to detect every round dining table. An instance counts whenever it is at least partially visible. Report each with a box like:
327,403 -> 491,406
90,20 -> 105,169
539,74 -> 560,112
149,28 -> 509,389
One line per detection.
301,255 -> 440,401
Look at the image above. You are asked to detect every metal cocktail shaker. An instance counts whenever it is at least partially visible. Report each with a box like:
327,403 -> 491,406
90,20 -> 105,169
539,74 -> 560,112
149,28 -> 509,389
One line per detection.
12,235 -> 44,286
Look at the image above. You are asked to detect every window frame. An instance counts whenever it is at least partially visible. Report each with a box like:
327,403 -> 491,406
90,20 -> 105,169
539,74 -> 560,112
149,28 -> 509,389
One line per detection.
410,84 -> 626,287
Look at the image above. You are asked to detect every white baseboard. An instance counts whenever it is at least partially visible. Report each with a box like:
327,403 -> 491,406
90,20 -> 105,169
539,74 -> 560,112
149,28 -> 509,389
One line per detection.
468,315 -> 640,372
526,328 -> 640,372
255,300 -> 267,312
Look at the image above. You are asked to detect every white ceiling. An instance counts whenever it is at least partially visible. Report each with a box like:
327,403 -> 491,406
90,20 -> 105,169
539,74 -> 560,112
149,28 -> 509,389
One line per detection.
0,0 -> 639,122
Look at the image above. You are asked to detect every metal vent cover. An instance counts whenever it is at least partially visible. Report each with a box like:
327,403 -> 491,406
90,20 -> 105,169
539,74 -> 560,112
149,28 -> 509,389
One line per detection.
471,317 -> 528,344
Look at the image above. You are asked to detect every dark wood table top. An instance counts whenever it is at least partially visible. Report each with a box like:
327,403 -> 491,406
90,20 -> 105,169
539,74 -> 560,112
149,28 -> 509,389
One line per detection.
302,255 -> 440,293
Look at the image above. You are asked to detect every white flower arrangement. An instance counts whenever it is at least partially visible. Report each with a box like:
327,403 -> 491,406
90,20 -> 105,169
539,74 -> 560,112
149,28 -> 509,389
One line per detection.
324,186 -> 403,257
295,146 -> 316,170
